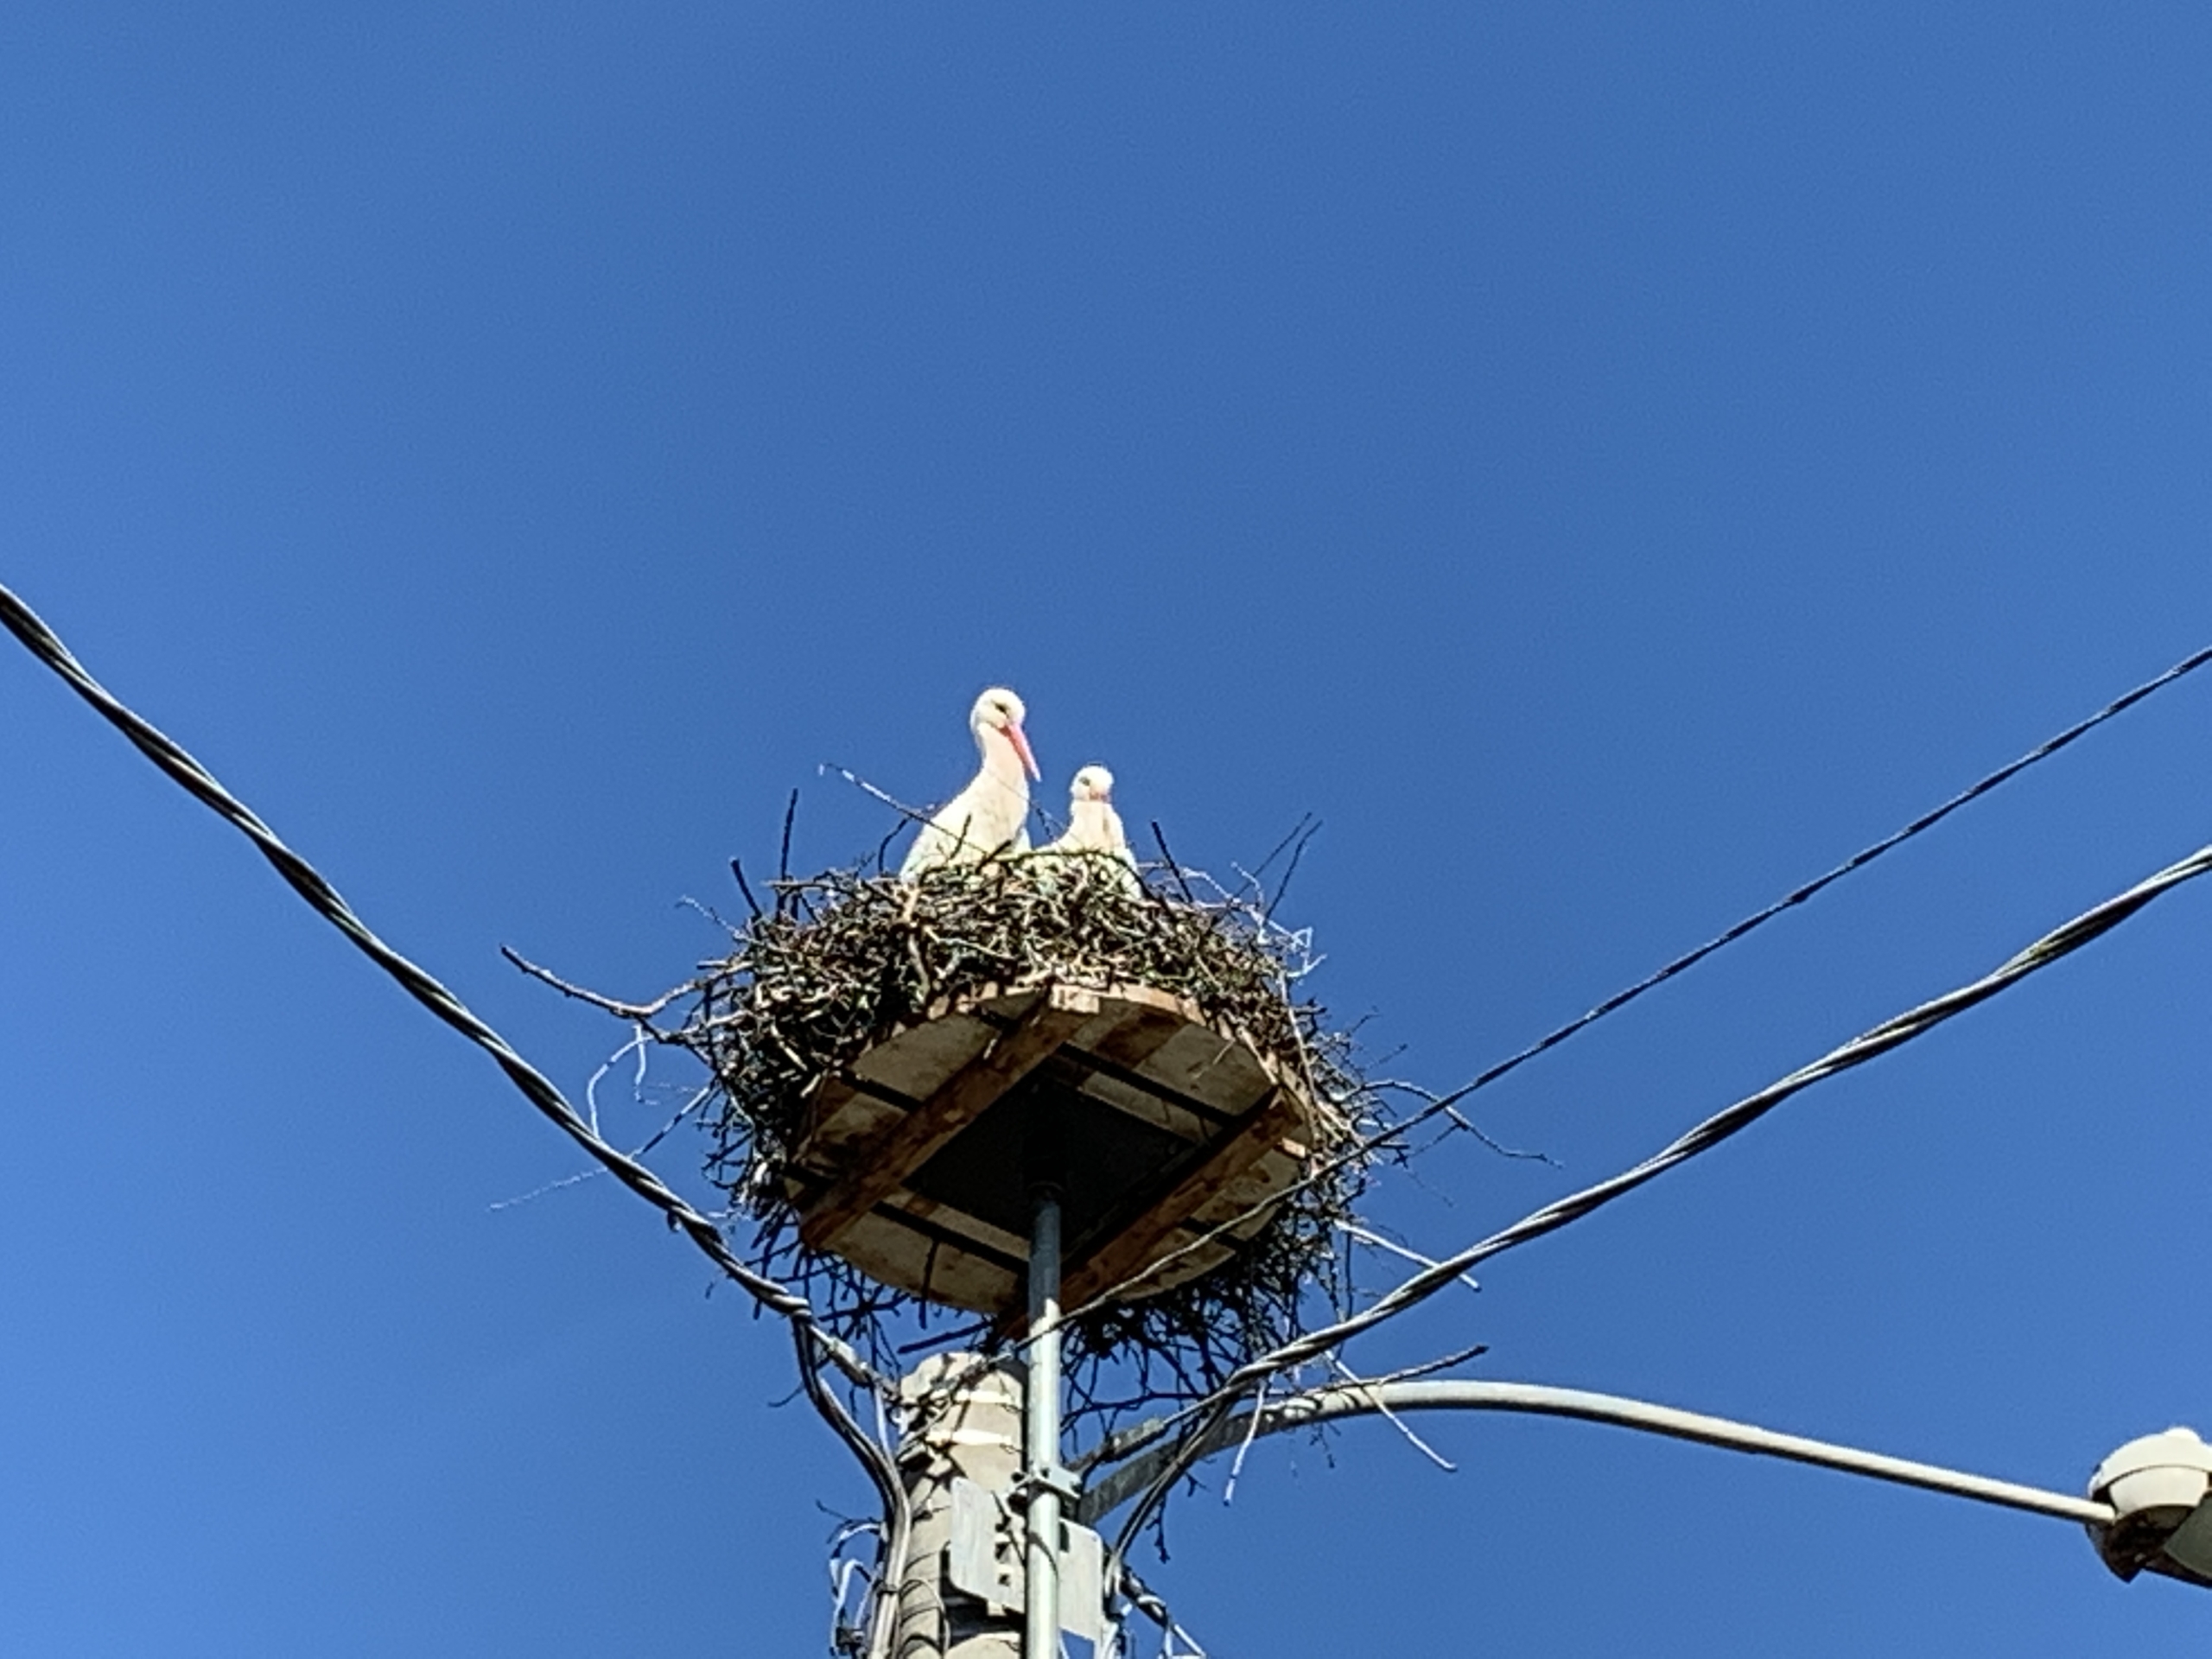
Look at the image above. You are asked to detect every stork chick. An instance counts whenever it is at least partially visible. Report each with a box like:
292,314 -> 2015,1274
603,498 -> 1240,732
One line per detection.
899,687 -> 1041,879
1038,764 -> 1139,890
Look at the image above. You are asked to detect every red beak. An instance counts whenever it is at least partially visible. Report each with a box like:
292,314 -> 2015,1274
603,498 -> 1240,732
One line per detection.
1006,720 -> 1040,781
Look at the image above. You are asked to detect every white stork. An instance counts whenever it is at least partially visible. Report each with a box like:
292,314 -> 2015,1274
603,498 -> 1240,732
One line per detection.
898,687 -> 1041,879
1038,765 -> 1140,890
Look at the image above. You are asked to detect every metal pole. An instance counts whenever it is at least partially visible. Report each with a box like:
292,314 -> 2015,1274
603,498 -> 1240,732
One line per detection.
1023,1189 -> 1065,1659
1079,1378 -> 2117,1529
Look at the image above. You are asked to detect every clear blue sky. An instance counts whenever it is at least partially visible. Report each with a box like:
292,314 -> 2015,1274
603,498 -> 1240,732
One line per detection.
5,3 -> 2211,1652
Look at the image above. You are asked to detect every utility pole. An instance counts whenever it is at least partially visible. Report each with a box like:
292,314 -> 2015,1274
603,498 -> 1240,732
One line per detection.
885,1180 -> 1089,1659
891,1356 -> 1025,1659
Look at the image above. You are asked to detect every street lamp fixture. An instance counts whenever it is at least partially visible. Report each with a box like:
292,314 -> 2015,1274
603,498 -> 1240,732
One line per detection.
2088,1427 -> 2212,1587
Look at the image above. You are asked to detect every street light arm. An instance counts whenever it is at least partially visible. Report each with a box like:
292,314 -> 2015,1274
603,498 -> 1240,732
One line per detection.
1076,1379 -> 2114,1530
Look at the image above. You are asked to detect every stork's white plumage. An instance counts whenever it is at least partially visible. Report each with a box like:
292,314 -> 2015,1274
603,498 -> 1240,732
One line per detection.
898,687 -> 1041,879
1038,764 -> 1139,888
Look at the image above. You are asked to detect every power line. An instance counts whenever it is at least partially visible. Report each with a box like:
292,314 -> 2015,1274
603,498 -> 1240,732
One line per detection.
0,581 -> 882,1395
1108,834 -> 2212,1552
1430,638 -> 2212,1110
1051,638 -> 2212,1331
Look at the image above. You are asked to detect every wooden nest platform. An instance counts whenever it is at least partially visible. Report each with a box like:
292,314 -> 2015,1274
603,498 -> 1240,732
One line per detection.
791,977 -> 1325,1318
563,854 -> 1381,1421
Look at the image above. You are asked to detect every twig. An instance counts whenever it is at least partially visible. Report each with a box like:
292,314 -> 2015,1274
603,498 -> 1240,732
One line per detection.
487,1166 -> 605,1211
1337,1221 -> 1482,1300
1221,1376 -> 1269,1504
730,857 -> 765,921
500,946 -> 687,1022
1363,1341 -> 1491,1389
1365,1079 -> 1560,1166
582,1022 -> 651,1135
821,763 -> 935,829
1329,1355 -> 1455,1472
1249,814 -> 1315,884
1150,821 -> 1200,906
1262,820 -> 1319,925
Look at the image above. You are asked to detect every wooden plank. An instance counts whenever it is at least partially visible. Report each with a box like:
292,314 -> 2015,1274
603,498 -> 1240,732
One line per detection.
1060,1043 -> 1247,1129
833,1207 -> 1020,1313
1066,995 -> 1268,1140
799,989 -> 1090,1252
1090,982 -> 1201,1023
886,1188 -> 1031,1263
1058,1087 -> 1307,1308
788,1083 -> 906,1176
1081,992 -> 1200,1070
849,1008 -> 998,1100
966,980 -> 1196,1033
855,1200 -> 1028,1276
1131,1024 -> 1276,1120
1058,1064 -> 1211,1143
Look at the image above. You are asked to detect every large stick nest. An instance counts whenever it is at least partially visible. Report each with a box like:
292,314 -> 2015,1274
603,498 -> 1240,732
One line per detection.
596,854 -> 1382,1424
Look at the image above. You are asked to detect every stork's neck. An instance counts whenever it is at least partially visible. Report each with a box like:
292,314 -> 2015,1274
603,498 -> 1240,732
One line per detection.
976,722 -> 1030,791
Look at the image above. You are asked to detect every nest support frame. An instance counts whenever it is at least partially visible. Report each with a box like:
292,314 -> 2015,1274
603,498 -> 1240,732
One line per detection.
788,978 -> 1325,1321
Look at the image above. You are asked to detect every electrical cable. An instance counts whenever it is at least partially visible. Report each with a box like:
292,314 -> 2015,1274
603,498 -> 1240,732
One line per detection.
791,1325 -> 911,1659
1416,638 -> 2212,1116
0,581 -> 885,1393
1108,834 -> 2212,1554
1053,638 -> 2212,1333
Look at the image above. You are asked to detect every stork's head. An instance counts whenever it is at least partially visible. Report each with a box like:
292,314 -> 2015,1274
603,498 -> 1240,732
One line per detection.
970,687 -> 1039,780
1070,765 -> 1115,804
